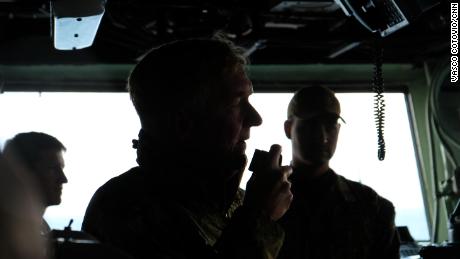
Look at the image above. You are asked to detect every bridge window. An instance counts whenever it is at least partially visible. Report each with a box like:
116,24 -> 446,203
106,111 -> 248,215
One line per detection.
0,91 -> 429,240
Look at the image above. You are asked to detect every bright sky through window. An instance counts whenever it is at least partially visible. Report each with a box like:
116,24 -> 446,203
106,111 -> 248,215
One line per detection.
0,92 -> 428,240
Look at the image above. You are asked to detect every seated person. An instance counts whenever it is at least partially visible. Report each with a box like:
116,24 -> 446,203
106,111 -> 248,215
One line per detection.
3,132 -> 131,259
3,132 -> 68,236
278,86 -> 400,259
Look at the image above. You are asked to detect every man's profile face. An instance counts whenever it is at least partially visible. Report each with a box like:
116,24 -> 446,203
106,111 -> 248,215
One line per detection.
288,114 -> 340,166
33,149 -> 67,206
202,67 -> 262,176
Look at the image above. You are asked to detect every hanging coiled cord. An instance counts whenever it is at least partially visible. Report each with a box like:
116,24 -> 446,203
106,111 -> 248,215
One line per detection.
373,39 -> 386,161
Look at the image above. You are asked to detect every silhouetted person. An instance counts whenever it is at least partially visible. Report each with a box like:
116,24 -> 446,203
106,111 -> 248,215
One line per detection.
3,135 -> 132,259
278,86 -> 400,259
82,37 -> 293,259
0,153 -> 46,259
3,132 -> 67,236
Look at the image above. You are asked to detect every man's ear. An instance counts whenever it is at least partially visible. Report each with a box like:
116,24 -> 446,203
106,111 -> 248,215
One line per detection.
284,119 -> 292,139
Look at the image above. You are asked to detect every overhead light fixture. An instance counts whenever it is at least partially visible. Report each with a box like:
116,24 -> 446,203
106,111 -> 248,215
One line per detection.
328,41 -> 361,59
51,0 -> 106,50
270,0 -> 341,13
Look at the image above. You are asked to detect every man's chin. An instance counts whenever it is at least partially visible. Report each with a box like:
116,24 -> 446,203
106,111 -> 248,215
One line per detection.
47,200 -> 61,207
227,153 -> 247,174
234,153 -> 248,169
302,155 -> 330,167
214,153 -> 246,182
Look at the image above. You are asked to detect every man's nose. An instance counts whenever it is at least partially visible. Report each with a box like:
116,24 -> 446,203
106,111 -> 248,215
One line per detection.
59,170 -> 68,184
246,102 -> 263,127
319,125 -> 329,144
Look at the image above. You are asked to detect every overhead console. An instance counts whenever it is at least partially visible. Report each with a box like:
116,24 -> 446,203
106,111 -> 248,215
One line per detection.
334,0 -> 440,37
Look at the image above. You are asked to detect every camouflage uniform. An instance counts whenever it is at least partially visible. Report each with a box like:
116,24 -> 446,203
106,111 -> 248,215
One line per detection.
82,167 -> 284,259
278,169 -> 400,259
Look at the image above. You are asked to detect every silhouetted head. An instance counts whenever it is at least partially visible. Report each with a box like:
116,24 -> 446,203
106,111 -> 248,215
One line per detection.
128,37 -> 262,178
3,132 -> 67,207
284,86 -> 343,168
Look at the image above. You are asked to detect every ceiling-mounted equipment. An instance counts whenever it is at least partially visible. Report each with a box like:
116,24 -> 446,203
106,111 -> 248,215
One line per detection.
51,0 -> 106,50
334,0 -> 440,37
270,0 -> 341,13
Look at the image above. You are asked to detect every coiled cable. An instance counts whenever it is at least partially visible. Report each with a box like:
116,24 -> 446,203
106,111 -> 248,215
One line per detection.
373,39 -> 386,161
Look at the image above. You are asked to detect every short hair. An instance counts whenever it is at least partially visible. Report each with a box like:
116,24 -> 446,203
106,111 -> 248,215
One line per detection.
128,36 -> 247,133
2,132 -> 66,170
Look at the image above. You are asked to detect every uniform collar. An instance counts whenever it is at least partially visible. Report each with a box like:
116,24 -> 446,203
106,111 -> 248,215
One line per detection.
335,174 -> 357,202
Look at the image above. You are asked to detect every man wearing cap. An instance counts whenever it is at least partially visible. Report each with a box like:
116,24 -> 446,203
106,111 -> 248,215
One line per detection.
278,86 -> 400,259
